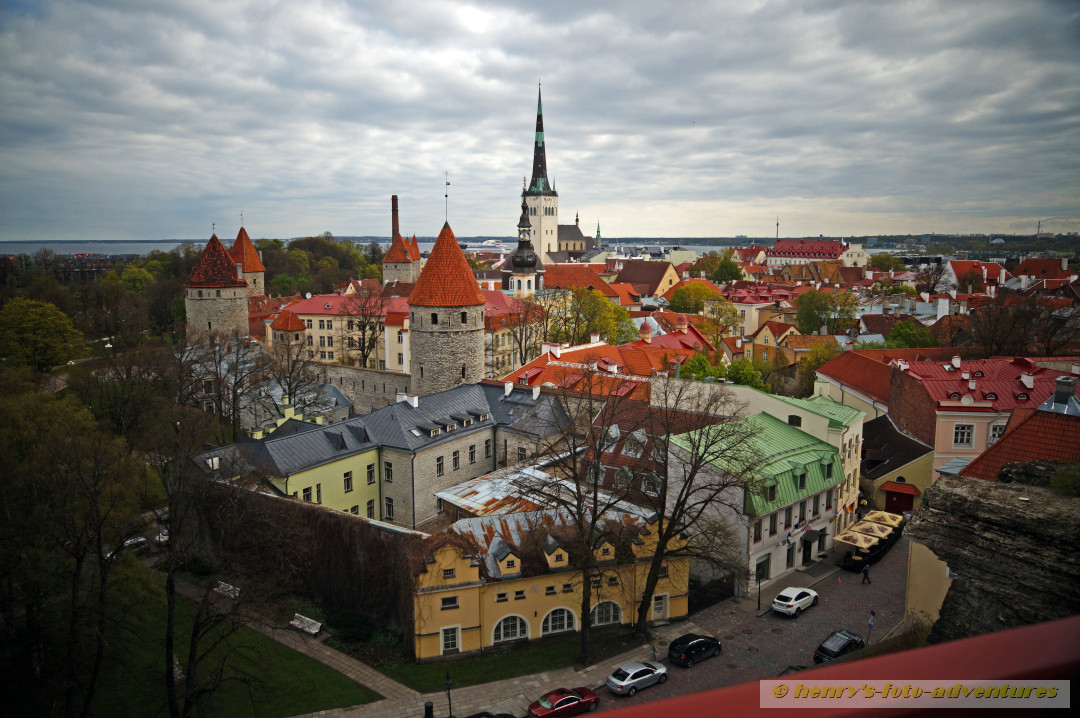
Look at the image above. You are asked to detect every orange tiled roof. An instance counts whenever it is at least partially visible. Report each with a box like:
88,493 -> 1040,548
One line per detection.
270,309 -> 306,331
184,235 -> 248,288
229,227 -> 265,272
961,410 -> 1080,481
408,223 -> 485,307
383,233 -> 413,263
409,235 -> 422,261
545,264 -> 619,297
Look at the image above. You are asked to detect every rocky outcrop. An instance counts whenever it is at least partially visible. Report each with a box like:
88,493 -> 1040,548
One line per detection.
905,473 -> 1080,644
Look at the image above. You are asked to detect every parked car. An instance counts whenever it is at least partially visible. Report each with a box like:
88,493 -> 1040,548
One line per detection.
606,660 -> 668,696
771,587 -> 819,617
667,633 -> 721,668
813,630 -> 865,663
154,527 -> 170,544
778,665 -> 808,676
527,687 -> 599,716
464,713 -> 516,718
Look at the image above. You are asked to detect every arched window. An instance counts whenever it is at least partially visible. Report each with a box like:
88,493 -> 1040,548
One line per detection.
542,608 -> 575,635
493,615 -> 528,643
590,601 -> 621,627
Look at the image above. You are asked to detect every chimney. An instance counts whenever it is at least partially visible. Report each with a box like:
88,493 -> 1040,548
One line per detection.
542,341 -> 561,358
883,304 -> 891,316
951,356 -> 962,369
532,386 -> 540,400
968,379 -> 977,391
391,195 -> 399,240
961,371 -> 970,380
936,297 -> 949,321
1054,376 -> 1078,405
736,338 -> 743,349
676,314 -> 689,333
396,392 -> 419,408
1062,257 -> 1069,272
589,332 -> 601,344
1020,373 -> 1035,390
504,381 -> 513,397
999,267 -> 1006,285
639,321 -> 652,344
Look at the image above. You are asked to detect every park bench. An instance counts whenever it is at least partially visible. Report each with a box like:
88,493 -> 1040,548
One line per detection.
214,581 -> 240,599
290,613 -> 322,636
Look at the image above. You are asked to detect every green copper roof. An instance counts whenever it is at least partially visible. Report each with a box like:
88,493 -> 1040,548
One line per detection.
773,394 -> 864,429
672,412 -> 842,518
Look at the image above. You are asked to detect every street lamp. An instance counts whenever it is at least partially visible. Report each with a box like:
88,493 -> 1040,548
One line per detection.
444,671 -> 453,718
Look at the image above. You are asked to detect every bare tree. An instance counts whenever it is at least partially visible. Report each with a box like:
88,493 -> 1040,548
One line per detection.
195,331 -> 265,443
505,297 -> 546,372
338,286 -> 386,368
258,332 -> 327,419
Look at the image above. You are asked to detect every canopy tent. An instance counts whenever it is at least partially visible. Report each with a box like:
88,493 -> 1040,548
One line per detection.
833,529 -> 879,549
863,510 -> 904,528
850,520 -> 893,539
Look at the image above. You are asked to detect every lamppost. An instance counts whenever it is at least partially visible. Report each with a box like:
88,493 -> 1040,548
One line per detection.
445,671 -> 453,718
757,572 -> 762,611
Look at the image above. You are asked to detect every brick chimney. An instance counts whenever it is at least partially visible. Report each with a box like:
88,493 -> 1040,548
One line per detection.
391,194 -> 399,239
1053,376 -> 1077,405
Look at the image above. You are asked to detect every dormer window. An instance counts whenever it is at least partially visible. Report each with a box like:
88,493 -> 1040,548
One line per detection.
950,392 -> 961,400
974,371 -> 984,377
429,428 -> 441,438
986,392 -> 997,400
1018,393 -> 1029,401
445,423 -> 456,432
479,413 -> 490,421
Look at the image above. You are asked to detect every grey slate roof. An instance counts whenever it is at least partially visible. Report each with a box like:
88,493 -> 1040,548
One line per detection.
860,415 -> 933,481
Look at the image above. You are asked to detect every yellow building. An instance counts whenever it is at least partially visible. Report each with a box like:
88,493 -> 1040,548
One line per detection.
412,514 -> 690,660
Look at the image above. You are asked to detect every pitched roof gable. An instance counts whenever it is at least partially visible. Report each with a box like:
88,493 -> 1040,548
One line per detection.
383,233 -> 413,263
185,235 -> 248,288
229,227 -> 265,272
409,223 -> 485,307
544,264 -> 619,297
961,410 -> 1080,481
270,309 -> 306,332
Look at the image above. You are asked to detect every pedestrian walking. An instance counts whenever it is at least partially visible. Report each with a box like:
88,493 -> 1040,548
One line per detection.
861,564 -> 871,584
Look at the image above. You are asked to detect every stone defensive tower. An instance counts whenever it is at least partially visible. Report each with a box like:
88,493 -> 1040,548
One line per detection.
229,226 -> 266,297
184,233 -> 250,336
408,222 -> 486,396
382,195 -> 424,285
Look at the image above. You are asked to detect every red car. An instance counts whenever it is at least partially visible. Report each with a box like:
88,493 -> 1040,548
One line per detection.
526,687 -> 599,717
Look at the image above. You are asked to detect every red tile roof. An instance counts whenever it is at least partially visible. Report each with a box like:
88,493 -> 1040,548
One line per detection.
184,235 -> 248,288
1015,258 -> 1071,279
270,309 -> 306,331
767,239 -> 847,259
409,235 -> 422,261
544,264 -> 619,298
229,227 -> 265,272
408,223 -> 485,307
816,350 -> 895,404
607,282 -> 641,306
750,320 -> 796,339
383,233 -> 413,263
899,357 -> 1065,413
283,294 -> 357,316
615,259 -> 676,296
880,480 -> 921,496
961,410 -> 1080,481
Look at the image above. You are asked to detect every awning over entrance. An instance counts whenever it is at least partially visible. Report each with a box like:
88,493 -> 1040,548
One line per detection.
880,481 -> 921,496
801,529 -> 821,543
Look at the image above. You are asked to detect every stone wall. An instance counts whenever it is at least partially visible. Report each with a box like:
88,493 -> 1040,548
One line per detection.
321,364 -> 412,415
905,473 -> 1080,644
185,289 -> 249,337
888,368 -> 937,447
410,304 -> 486,397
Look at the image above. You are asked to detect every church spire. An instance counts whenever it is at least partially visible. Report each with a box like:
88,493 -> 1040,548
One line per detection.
526,84 -> 556,196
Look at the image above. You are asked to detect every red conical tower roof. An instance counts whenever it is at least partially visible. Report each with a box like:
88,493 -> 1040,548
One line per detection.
185,235 -> 248,288
270,309 -> 306,332
383,232 -> 412,263
409,235 -> 422,261
409,223 -> 485,307
229,227 -> 265,272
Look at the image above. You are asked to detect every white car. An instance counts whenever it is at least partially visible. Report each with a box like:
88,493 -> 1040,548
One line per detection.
606,661 -> 667,696
771,587 -> 819,617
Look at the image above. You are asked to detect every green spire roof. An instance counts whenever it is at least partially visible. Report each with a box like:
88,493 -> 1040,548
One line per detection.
526,85 -> 556,197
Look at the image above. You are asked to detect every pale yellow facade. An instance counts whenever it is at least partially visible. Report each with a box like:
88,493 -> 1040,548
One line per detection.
413,531 -> 690,661
268,447 -> 382,519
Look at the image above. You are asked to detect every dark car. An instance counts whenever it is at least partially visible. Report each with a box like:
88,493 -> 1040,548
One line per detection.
667,633 -> 721,668
813,630 -> 865,663
526,687 -> 599,717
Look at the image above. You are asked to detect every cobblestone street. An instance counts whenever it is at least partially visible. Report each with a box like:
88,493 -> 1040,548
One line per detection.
596,537 -> 911,713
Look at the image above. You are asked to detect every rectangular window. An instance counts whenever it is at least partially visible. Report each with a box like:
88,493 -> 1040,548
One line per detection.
306,335 -> 313,346
319,335 -> 326,347
320,351 -> 326,359
442,569 -> 455,580
514,590 -> 525,600
786,544 -> 795,569
384,461 -> 392,483
608,576 -> 619,586
436,457 -> 444,476
452,451 -> 460,470
302,487 -> 312,502
485,439 -> 492,458
496,592 -> 507,602
753,520 -> 762,542
989,424 -> 1006,445
799,500 -> 806,522
384,497 -> 394,521
316,483 -> 321,504
343,471 -> 353,493
767,484 -> 777,502
517,446 -> 527,462
505,559 -> 516,568
545,586 -> 556,595
441,627 -> 458,654
469,445 -> 476,463
366,463 -> 375,484
658,564 -> 669,578
953,424 -> 974,448
563,583 -> 573,593
350,505 -> 359,515
326,319 -> 332,330
437,498 -> 444,514
327,351 -> 334,359
319,319 -> 325,330
769,513 -> 777,535
826,489 -> 833,510
798,472 -> 807,490
305,319 -> 313,328
397,352 -> 403,365
813,495 -> 820,515
785,507 -> 793,528
366,499 -> 374,518
397,330 -> 404,343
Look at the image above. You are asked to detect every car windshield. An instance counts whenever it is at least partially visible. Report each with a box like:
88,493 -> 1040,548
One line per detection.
537,698 -> 553,709
821,634 -> 849,654
611,669 -> 629,680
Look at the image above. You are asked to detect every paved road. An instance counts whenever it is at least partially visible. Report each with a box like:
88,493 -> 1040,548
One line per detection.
595,537 -> 911,713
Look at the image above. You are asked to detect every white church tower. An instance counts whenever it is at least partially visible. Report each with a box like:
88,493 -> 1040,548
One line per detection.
524,85 -> 559,264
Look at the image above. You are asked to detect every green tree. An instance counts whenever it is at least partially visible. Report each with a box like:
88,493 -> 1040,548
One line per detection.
797,341 -> 843,396
711,258 -> 743,284
550,289 -> 629,346
794,289 -> 832,335
886,319 -> 937,348
868,253 -> 906,272
691,251 -> 721,279
120,265 -> 155,293
668,284 -> 721,314
727,359 -> 765,390
830,290 -> 860,334
0,297 -> 85,371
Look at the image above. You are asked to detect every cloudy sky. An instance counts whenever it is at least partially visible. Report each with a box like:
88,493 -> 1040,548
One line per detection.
1,0 -> 1078,242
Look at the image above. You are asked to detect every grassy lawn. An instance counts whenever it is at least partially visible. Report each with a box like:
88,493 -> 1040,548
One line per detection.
330,629 -> 643,693
91,584 -> 382,718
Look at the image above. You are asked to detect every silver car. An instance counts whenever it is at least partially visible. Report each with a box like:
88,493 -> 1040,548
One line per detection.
606,660 -> 667,696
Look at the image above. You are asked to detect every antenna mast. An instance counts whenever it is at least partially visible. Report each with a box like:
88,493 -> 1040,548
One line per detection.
776,215 -> 780,240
